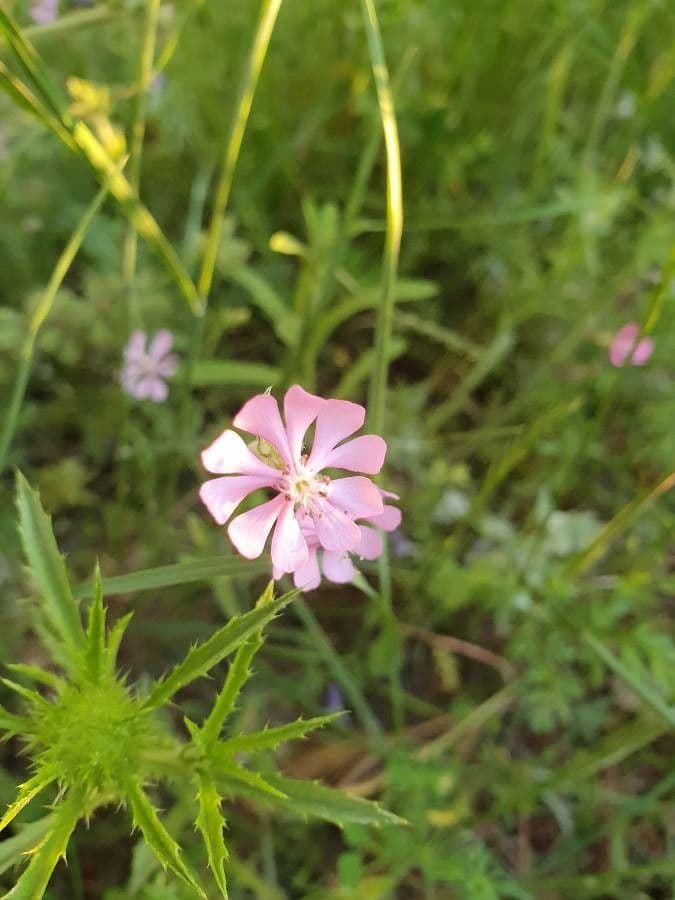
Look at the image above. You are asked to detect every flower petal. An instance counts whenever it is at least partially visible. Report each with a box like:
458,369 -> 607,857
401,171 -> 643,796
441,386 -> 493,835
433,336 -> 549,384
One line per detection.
314,501 -> 362,553
147,378 -> 169,403
201,429 -> 281,479
293,548 -> 321,591
631,337 -> 654,365
148,329 -> 174,360
233,394 -> 293,467
327,476 -> 384,518
228,494 -> 286,559
271,503 -> 309,573
357,525 -> 383,560
283,384 -> 324,461
322,551 -> 356,584
367,503 -> 401,532
321,434 -> 387,474
157,354 -> 179,378
307,399 -> 365,471
199,475 -> 272,525
124,330 -> 146,360
609,322 -> 638,367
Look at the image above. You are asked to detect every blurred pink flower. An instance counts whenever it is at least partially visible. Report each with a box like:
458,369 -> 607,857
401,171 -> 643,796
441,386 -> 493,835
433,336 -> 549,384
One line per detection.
30,0 -> 58,25
199,385 -> 398,579
609,322 -> 654,368
120,329 -> 178,402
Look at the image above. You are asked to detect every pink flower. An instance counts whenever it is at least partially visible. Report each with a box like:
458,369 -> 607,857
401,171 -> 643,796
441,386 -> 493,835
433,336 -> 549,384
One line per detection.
199,386 -> 398,580
609,322 -> 654,368
30,0 -> 58,25
282,492 -> 402,591
120,330 -> 178,402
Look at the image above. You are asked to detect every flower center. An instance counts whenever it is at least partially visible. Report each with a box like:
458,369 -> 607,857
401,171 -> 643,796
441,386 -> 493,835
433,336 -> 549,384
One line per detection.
282,464 -> 329,511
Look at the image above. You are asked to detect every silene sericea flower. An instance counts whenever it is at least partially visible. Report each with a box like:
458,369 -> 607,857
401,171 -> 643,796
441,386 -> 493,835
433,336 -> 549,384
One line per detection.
608,322 -> 654,368
199,385 -> 401,590
120,329 -> 179,402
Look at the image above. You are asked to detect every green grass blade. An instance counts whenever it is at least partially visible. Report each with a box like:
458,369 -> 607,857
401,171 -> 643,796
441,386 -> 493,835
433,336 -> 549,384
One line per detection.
3,792 -> 82,900
141,589 -> 298,711
361,0 -> 403,434
15,472 -> 84,652
0,184 -> 108,475
264,774 -> 406,828
195,775 -> 229,898
191,360 -> 280,388
126,780 -> 206,898
73,555 -> 267,599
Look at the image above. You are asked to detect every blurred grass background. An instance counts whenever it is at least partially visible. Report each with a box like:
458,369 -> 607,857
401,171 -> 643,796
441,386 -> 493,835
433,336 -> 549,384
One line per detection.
0,0 -> 674,897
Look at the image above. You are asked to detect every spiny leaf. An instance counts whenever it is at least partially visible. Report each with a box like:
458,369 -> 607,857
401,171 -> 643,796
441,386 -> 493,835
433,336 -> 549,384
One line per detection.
141,589 -> 297,712
3,792 -> 82,900
264,774 -> 407,828
214,762 -> 288,803
0,769 -> 57,834
0,815 -> 53,878
201,633 -> 263,745
200,582 -> 277,744
5,664 -> 65,693
84,563 -> 106,683
0,678 -> 49,710
15,471 -> 84,653
0,702 -> 30,739
126,780 -> 206,898
195,775 -> 229,898
106,612 -> 134,676
216,713 -> 342,756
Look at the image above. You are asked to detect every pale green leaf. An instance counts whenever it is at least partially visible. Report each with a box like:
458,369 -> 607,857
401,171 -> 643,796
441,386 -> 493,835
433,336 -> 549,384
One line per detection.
141,590 -> 297,712
73,555 -> 267,599
84,563 -> 106,683
195,775 -> 229,898
264,774 -> 406,828
3,793 -> 81,900
5,664 -> 64,694
201,633 -> 263,745
16,471 -> 84,652
217,713 -> 341,756
215,762 -> 288,803
126,780 -> 206,898
105,612 -> 134,676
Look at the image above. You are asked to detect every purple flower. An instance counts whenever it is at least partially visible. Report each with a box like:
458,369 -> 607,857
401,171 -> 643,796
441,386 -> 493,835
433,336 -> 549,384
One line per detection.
322,683 -> 344,714
120,330 -> 178,403
30,0 -> 58,25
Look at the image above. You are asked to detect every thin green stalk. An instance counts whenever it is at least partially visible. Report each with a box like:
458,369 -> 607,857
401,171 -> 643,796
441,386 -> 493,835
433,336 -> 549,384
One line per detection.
197,0 -> 282,304
293,599 -> 382,740
0,184 -> 109,475
360,0 -> 403,731
122,0 -> 162,323
362,0 -> 403,436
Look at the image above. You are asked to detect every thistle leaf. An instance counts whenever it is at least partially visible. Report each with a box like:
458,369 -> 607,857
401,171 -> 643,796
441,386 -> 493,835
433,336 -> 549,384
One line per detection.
0,814 -> 53,877
0,678 -> 48,710
84,562 -> 106,683
0,702 -> 31,740
0,769 -> 58,835
106,612 -> 134,676
3,792 -> 81,900
216,713 -> 342,756
126,780 -> 206,898
263,774 -> 407,828
141,589 -> 297,712
15,471 -> 84,653
201,634 -> 263,745
215,762 -> 288,803
195,775 -> 229,898
5,664 -> 64,693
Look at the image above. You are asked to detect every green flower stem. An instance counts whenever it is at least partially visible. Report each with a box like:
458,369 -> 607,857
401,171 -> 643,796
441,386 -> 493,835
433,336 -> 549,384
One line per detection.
122,0 -> 162,325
